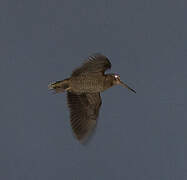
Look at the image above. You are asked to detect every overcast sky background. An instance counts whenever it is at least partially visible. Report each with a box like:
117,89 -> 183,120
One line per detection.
0,0 -> 187,179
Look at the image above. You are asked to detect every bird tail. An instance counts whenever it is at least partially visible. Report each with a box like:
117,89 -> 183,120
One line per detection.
48,78 -> 70,93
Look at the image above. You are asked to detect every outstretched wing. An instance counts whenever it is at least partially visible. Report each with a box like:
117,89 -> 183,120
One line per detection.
71,53 -> 111,76
67,92 -> 102,141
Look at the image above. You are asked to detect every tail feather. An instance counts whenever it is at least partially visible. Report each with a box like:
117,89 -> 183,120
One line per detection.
48,79 -> 70,93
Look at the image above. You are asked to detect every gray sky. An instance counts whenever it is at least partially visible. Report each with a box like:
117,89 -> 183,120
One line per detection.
0,0 -> 187,179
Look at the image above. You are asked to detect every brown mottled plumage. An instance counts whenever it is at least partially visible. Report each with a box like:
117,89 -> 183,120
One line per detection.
48,53 -> 136,142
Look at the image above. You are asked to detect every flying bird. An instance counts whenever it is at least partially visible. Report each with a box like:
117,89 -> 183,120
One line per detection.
48,53 -> 136,142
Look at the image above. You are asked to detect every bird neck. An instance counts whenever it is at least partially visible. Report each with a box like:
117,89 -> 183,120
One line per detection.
104,74 -> 115,89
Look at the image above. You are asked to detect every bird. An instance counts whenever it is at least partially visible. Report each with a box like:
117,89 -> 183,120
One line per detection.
48,53 -> 136,142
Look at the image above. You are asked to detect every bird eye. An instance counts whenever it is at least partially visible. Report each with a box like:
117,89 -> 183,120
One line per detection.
114,74 -> 120,79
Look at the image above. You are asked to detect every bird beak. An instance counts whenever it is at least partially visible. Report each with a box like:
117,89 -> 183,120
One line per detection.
119,80 -> 136,93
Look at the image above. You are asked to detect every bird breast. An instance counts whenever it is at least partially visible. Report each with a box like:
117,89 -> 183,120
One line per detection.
69,75 -> 111,93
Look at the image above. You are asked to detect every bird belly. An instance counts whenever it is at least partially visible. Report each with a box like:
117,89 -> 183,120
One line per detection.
70,76 -> 104,93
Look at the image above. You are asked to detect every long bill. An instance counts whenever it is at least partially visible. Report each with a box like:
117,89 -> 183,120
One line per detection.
119,81 -> 136,93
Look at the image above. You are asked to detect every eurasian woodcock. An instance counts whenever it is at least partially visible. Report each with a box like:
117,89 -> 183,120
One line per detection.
48,53 -> 136,142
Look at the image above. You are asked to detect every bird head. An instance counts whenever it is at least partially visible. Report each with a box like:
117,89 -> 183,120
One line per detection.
112,74 -> 136,93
